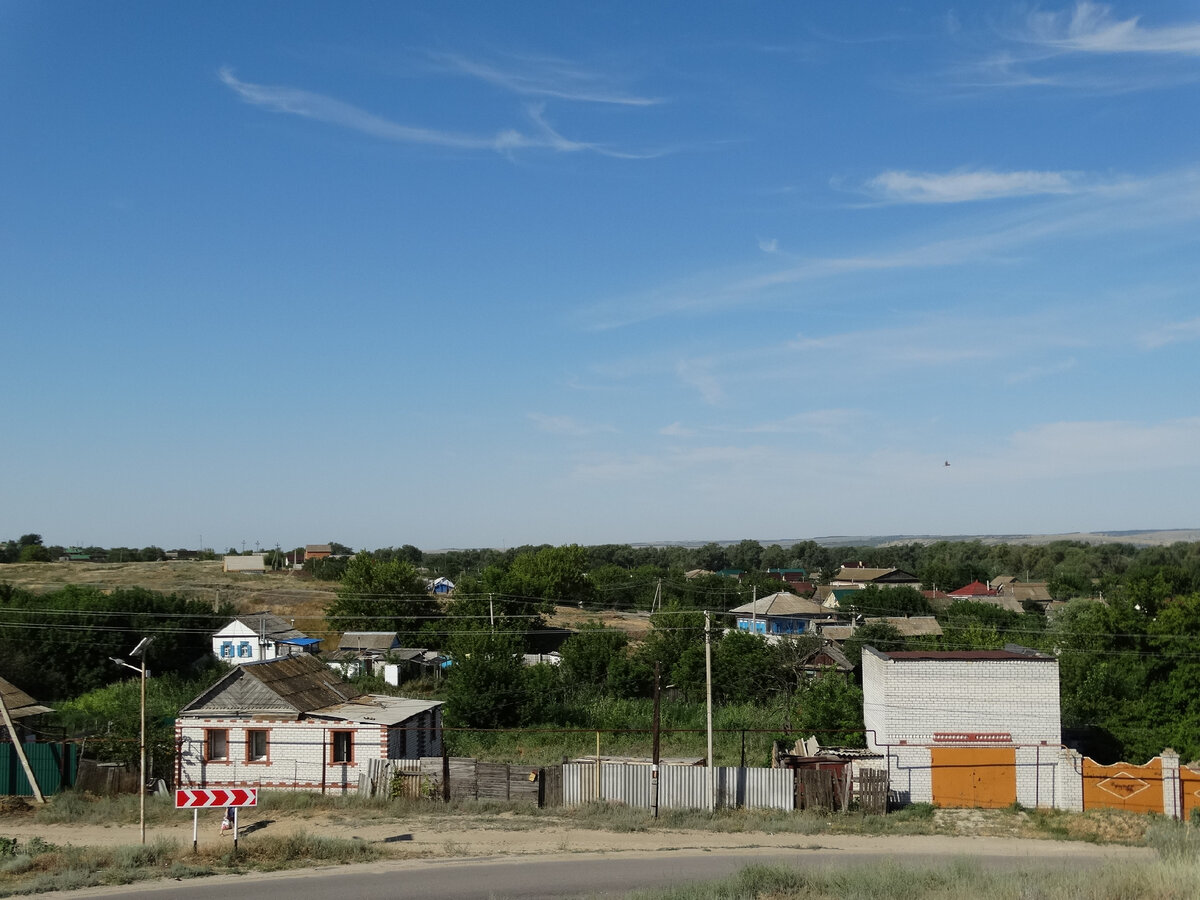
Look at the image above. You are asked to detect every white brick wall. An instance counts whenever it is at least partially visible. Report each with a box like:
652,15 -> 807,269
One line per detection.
863,648 -> 1062,808
176,718 -> 387,793
862,648 -> 1060,747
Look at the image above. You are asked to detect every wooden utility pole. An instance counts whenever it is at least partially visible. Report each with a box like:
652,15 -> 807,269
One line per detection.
0,693 -> 43,803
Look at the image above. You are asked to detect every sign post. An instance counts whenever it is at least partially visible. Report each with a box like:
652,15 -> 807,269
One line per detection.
175,788 -> 258,852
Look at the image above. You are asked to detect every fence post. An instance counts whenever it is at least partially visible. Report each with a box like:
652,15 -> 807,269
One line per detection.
442,741 -> 450,803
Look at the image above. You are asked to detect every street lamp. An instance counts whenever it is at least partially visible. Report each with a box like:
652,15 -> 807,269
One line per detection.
112,636 -> 153,845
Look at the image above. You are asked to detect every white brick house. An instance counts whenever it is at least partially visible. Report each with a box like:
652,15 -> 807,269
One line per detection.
211,612 -> 321,664
176,654 -> 442,793
861,646 -> 1074,810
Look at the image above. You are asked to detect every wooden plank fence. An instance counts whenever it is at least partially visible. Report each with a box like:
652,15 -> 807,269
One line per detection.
359,757 -> 543,805
855,769 -> 889,814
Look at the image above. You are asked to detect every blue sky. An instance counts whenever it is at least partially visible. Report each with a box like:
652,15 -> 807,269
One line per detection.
4,1 -> 1200,551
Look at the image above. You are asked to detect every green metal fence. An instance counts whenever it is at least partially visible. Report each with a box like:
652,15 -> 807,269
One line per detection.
0,742 -> 78,796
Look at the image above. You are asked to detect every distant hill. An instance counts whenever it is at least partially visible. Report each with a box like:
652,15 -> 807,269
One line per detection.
631,530 -> 1200,550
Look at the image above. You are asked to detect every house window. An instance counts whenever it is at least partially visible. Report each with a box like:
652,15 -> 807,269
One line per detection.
237,641 -> 253,658
246,729 -> 268,762
330,730 -> 354,764
204,729 -> 229,762
219,642 -> 234,658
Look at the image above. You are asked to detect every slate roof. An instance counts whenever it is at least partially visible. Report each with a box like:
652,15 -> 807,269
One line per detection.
179,654 -> 363,718
223,612 -> 309,642
0,676 -> 52,719
819,615 -> 943,641
1005,583 -> 1053,604
336,632 -> 400,652
728,591 -> 826,618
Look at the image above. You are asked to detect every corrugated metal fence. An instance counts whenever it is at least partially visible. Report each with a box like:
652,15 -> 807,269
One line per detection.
563,763 -> 795,811
0,743 -> 77,796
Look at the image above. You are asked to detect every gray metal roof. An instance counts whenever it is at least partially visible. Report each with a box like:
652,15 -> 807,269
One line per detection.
227,611 -> 309,642
310,695 -> 443,726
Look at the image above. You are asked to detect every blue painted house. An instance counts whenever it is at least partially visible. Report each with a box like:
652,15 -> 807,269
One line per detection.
730,591 -> 830,636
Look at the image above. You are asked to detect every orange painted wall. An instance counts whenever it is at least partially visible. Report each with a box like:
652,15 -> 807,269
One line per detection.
1082,758 -> 1163,814
930,747 -> 1016,809
1179,767 -> 1200,819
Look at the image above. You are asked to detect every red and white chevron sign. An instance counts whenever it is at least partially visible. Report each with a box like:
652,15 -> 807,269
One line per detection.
175,788 -> 258,808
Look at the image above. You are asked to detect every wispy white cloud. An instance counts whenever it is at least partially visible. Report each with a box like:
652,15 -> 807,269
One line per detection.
992,417 -> 1200,479
528,413 -> 617,436
864,168 -> 1082,204
1139,317 -> 1200,349
675,358 -> 725,405
659,421 -> 697,437
429,52 -> 663,106
1022,3 -> 1200,56
580,167 -> 1200,329
734,409 -> 862,437
218,67 -> 661,159
1005,358 -> 1078,384
943,4 -> 1200,92
758,237 -> 779,252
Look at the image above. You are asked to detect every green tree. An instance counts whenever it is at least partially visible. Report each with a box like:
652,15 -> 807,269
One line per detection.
53,667 -> 224,778
712,630 -> 774,704
18,543 -> 51,562
727,540 -> 764,573
504,544 -> 595,608
324,552 -> 440,638
558,623 -> 628,693
0,584 -> 233,701
692,543 -> 730,572
842,622 -> 906,669
845,585 -> 931,618
443,629 -> 526,728
795,673 -> 865,747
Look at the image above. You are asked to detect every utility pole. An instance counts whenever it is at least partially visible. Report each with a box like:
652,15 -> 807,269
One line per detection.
112,637 -> 153,844
651,662 -> 661,818
750,585 -> 757,633
652,578 -> 662,614
489,594 -> 495,629
704,609 -> 714,812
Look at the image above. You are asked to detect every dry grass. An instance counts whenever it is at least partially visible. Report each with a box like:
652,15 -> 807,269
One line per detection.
545,605 -> 654,640
0,832 -> 385,896
0,561 -> 336,631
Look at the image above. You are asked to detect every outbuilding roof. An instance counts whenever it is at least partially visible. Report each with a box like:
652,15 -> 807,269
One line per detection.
0,676 -> 52,719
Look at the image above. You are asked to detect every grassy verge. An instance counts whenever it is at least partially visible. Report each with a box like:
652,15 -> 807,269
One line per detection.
0,832 -> 383,897
627,857 -> 1200,900
26,788 -> 1155,845
629,818 -> 1200,899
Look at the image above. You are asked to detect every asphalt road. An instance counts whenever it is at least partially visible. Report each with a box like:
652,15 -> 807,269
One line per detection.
56,845 -> 1145,900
